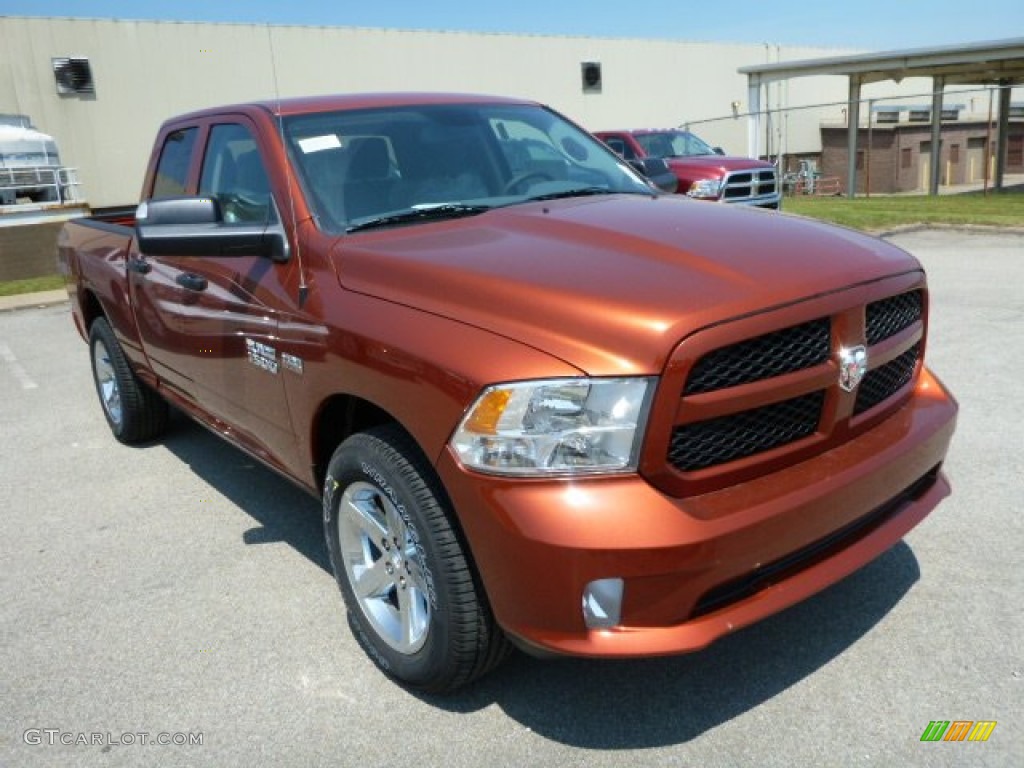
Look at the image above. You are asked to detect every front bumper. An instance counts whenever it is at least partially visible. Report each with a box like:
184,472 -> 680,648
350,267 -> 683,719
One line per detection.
437,367 -> 956,658
721,191 -> 781,210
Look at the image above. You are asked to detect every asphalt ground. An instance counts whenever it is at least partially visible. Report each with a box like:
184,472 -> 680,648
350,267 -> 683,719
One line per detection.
1,229 -> 1020,767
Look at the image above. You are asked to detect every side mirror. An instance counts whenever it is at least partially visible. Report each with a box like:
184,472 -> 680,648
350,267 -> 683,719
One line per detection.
136,196 -> 220,225
713,147 -> 726,156
136,196 -> 290,262
627,158 -> 678,194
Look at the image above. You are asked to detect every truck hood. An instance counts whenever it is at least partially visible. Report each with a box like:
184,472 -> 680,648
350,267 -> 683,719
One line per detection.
330,195 -> 920,375
667,154 -> 773,179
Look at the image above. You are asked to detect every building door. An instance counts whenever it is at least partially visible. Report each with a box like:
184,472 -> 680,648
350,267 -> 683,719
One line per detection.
919,142 -> 931,192
967,138 -> 986,182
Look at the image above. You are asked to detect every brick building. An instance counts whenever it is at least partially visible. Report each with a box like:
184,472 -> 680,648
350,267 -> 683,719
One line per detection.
742,40 -> 1024,196
820,108 -> 1024,194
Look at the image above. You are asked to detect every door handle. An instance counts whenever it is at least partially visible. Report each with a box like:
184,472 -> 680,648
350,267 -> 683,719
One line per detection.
176,273 -> 208,292
127,258 -> 151,275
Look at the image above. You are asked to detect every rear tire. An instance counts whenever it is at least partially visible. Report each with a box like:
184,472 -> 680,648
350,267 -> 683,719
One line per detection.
323,425 -> 510,692
89,317 -> 168,443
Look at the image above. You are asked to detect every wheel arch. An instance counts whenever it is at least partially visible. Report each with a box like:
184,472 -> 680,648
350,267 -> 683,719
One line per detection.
311,394 -> 496,607
311,393 -> 404,491
79,287 -> 106,332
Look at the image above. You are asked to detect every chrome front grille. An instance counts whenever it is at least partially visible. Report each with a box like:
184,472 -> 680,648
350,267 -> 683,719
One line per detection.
721,168 -> 779,203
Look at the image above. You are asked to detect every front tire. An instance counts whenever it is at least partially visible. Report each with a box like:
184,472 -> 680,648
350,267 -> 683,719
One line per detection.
89,317 -> 168,443
323,425 -> 509,692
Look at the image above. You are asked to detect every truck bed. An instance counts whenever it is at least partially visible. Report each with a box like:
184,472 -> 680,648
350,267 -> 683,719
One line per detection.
57,208 -> 138,348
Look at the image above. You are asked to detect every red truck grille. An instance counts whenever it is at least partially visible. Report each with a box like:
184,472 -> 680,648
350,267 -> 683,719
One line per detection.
658,287 -> 925,490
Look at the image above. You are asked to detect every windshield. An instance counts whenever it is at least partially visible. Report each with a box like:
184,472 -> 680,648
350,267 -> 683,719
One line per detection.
635,130 -> 717,159
283,103 -> 653,233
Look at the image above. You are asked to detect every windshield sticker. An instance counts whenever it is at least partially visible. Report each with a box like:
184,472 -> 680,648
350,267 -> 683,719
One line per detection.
245,338 -> 279,374
297,134 -> 342,154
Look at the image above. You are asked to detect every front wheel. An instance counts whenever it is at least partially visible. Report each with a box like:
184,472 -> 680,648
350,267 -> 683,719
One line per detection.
323,425 -> 509,692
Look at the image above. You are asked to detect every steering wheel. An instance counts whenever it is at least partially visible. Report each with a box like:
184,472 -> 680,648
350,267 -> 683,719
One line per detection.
503,171 -> 554,195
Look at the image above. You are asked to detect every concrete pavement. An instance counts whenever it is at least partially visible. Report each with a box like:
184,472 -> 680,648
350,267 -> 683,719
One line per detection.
1,229 -> 1021,768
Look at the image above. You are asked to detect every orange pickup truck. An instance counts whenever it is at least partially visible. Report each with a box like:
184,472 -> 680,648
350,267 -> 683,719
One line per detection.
58,93 -> 957,692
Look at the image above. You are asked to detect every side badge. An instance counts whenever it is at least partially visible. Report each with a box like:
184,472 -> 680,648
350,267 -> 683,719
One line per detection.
282,353 -> 304,375
245,338 -> 279,374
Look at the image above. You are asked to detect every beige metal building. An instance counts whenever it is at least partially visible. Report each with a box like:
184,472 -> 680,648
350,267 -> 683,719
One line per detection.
0,16 -> 856,207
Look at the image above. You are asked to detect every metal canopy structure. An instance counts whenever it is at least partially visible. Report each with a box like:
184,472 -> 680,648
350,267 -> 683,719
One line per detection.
739,38 -> 1024,196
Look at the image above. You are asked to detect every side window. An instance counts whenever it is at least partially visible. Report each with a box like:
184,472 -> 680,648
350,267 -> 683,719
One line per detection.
152,128 -> 198,198
605,137 -> 629,158
199,124 -> 274,224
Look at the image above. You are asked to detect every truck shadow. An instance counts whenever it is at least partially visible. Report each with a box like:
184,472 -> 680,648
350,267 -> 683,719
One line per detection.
161,413 -> 920,748
161,413 -> 330,573
432,541 -> 920,747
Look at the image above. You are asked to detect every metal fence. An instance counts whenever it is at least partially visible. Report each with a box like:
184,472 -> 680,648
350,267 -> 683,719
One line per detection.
681,84 -> 1021,197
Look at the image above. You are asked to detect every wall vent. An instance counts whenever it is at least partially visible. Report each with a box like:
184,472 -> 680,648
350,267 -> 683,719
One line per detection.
581,62 -> 602,93
52,57 -> 95,95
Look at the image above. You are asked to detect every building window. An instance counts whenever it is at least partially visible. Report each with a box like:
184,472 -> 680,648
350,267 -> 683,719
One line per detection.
909,110 -> 930,122
901,147 -> 912,169
950,144 -> 960,163
856,150 -> 864,170
875,110 -> 899,124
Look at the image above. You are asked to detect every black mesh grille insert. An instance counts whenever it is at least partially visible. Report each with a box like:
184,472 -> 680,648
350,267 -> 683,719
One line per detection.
866,291 -> 923,345
854,343 -> 920,415
668,391 -> 824,472
685,318 -> 830,395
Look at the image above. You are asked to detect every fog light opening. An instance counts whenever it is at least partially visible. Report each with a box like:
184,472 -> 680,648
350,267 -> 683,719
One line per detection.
583,578 -> 624,629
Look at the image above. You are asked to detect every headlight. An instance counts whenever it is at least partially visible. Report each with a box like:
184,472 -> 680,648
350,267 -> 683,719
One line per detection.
450,377 -> 655,476
686,179 -> 723,199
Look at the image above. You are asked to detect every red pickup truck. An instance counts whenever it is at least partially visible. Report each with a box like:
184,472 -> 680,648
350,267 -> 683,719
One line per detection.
58,93 -> 957,692
595,128 -> 781,208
